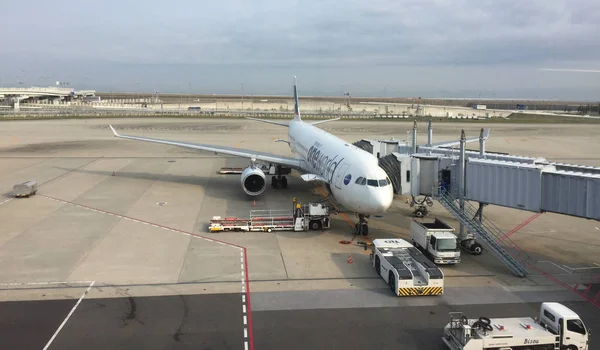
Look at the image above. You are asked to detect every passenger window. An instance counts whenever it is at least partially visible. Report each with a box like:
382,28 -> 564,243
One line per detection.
567,319 -> 586,335
367,179 -> 379,187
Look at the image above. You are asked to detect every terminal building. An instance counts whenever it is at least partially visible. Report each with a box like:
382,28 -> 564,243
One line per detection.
0,87 -> 97,111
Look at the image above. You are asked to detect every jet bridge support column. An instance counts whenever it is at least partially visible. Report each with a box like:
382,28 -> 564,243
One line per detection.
458,130 -> 466,239
479,128 -> 486,157
427,119 -> 433,147
411,121 -> 417,154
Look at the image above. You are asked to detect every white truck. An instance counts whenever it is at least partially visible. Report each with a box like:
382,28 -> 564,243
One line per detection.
410,217 -> 461,265
370,238 -> 444,297
442,302 -> 590,350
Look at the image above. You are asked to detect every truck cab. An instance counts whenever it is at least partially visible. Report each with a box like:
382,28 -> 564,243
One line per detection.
410,218 -> 460,265
539,302 -> 589,350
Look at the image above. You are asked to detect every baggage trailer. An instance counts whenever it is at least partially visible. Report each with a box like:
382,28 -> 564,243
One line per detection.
208,200 -> 331,233
410,217 -> 461,265
442,302 -> 590,350
13,181 -> 38,198
370,238 -> 444,296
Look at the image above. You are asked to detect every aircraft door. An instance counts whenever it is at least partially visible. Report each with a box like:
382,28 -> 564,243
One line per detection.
334,163 -> 351,189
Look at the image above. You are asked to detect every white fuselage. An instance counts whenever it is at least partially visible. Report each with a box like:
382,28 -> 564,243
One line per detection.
288,119 -> 394,215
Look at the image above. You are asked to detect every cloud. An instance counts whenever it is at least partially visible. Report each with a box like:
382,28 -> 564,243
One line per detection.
1,0 -> 599,98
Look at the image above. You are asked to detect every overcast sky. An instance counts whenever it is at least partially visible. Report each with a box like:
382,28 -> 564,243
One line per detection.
1,0 -> 599,99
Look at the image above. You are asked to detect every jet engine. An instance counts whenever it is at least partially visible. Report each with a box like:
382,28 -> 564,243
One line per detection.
241,166 -> 267,196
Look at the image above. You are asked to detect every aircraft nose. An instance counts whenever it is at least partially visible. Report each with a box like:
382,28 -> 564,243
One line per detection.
367,185 -> 394,214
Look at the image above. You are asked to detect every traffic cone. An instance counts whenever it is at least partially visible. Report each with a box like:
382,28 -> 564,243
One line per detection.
346,254 -> 354,264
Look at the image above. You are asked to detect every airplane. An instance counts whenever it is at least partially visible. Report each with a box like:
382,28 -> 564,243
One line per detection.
108,78 -> 394,236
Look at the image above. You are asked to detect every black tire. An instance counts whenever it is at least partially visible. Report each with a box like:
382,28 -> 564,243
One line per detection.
375,256 -> 381,275
354,223 -> 361,235
471,243 -> 483,255
309,220 -> 322,231
271,176 -> 278,188
281,176 -> 288,189
361,223 -> 369,236
414,209 -> 423,217
388,272 -> 396,295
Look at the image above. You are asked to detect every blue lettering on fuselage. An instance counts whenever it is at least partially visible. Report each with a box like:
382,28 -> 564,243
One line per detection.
306,142 -> 345,182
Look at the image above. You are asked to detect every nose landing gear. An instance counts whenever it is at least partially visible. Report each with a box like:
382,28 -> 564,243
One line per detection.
353,214 -> 370,236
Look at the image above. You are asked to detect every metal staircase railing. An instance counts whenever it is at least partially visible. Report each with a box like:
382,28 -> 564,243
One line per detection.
434,187 -> 530,277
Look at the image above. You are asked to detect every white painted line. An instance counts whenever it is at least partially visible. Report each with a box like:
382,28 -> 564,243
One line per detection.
42,281 -> 95,350
0,280 -> 94,287
538,261 -> 572,274
241,264 -> 244,271
562,264 -> 600,271
242,295 -> 246,303
243,315 -> 247,325
595,227 -> 599,231
240,251 -> 244,257
240,258 -> 244,263
245,341 -> 249,350
241,271 -> 245,277
243,305 -> 246,314
0,198 -> 12,206
244,328 -> 248,338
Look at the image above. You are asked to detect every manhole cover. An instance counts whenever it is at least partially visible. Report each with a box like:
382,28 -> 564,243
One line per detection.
374,215 -> 383,218
167,160 -> 176,163
157,202 -> 167,206
339,240 -> 352,245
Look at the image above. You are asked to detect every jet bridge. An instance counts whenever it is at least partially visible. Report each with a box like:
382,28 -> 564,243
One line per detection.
359,121 -> 600,277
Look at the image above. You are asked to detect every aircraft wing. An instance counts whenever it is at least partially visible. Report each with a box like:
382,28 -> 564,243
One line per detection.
108,125 -> 304,170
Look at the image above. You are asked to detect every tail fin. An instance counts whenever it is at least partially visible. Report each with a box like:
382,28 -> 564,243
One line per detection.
293,76 -> 301,121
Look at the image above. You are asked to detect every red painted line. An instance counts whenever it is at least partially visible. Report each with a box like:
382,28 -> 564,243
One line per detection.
499,213 -> 541,242
38,194 -> 255,346
243,247 -> 254,350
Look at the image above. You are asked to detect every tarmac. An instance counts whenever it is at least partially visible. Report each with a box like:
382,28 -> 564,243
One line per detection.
0,118 -> 599,349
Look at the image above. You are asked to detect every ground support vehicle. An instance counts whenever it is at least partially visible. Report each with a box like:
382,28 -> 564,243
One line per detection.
370,238 -> 444,296
410,217 -> 461,265
442,302 -> 590,350
208,200 -> 331,233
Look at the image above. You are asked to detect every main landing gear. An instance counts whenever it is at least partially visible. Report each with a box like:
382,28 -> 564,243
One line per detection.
354,214 -> 369,236
271,165 -> 289,189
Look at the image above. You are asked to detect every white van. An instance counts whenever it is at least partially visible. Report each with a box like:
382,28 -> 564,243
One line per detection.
539,302 -> 590,350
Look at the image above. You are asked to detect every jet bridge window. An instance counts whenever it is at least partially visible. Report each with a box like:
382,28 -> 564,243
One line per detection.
367,179 -> 379,187
355,177 -> 366,185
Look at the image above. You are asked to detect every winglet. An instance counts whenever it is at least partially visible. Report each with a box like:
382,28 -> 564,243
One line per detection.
109,125 -> 120,137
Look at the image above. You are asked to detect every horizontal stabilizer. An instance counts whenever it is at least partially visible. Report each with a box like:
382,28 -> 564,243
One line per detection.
301,174 -> 329,183
245,117 -> 289,127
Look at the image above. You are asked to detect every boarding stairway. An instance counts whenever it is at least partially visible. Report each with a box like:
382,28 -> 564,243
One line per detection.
434,188 -> 531,277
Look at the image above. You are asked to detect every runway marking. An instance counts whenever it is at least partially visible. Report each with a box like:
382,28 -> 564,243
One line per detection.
0,198 -> 12,206
42,281 -> 95,350
38,194 -> 255,350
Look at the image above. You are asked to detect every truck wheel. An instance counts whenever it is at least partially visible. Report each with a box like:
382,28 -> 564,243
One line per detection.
271,176 -> 278,188
470,243 -> 483,255
414,209 -> 423,217
309,220 -> 322,231
281,176 -> 288,189
375,256 -> 381,275
388,272 -> 396,294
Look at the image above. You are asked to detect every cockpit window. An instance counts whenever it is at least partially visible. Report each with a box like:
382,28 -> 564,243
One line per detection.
367,179 -> 379,187
379,179 -> 388,187
355,177 -> 366,185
